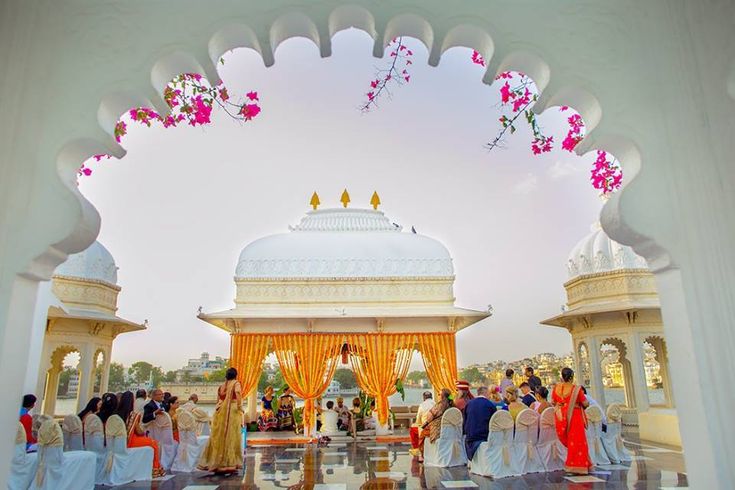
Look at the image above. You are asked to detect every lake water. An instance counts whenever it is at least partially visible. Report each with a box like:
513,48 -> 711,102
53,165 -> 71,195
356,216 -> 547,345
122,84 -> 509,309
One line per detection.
54,387 -> 665,416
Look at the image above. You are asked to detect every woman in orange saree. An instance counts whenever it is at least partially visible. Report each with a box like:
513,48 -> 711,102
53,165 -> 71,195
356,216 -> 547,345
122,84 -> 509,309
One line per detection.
197,367 -> 243,474
117,390 -> 165,478
552,367 -> 593,475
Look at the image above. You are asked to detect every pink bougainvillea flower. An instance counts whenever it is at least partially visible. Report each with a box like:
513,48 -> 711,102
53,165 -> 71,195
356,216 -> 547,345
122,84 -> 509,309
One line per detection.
562,134 -> 582,151
495,71 -> 513,80
92,154 -> 110,162
239,103 -> 261,120
80,166 -> 92,176
191,96 -> 212,126
370,80 -> 379,89
246,91 -> 259,101
471,50 -> 485,67
406,60 -> 412,65
560,106 -> 569,111
219,87 -> 229,102
500,82 -> 513,103
404,75 -> 410,82
367,91 -> 375,101
114,121 -> 127,143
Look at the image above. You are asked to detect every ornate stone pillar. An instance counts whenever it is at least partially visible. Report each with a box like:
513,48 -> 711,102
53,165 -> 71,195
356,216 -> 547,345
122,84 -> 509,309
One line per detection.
626,333 -> 650,414
587,336 -> 606,408
77,344 -> 95,412
99,349 -> 111,395
620,356 -> 637,408
650,336 -> 675,407
43,368 -> 60,416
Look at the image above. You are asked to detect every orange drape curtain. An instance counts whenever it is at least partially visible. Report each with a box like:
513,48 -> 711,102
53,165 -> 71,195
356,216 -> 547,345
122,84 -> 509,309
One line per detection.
229,334 -> 270,402
347,333 -> 415,426
272,334 -> 344,436
417,332 -> 458,396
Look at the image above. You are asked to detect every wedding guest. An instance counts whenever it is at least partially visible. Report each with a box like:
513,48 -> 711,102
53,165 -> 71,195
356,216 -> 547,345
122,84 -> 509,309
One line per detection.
350,397 -> 364,432
257,386 -> 278,432
415,391 -> 435,428
552,368 -> 592,475
118,390 -> 165,477
525,366 -> 542,393
488,385 -> 507,410
78,397 -> 102,422
277,386 -> 295,430
98,392 -> 119,423
499,369 -> 515,394
418,388 -> 452,463
505,386 -> 526,421
532,387 -> 552,414
166,396 -> 180,442
19,394 -> 37,448
134,389 -> 147,413
197,368 -> 243,474
520,382 -> 536,407
180,394 -> 210,436
453,380 -> 474,413
463,386 -> 496,460
142,389 -> 166,425
335,397 -> 351,431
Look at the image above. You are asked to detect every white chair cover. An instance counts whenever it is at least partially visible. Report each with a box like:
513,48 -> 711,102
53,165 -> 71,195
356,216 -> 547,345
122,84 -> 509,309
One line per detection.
585,406 -> 611,466
83,414 -> 106,481
536,407 -> 567,471
601,404 -> 632,463
423,407 -> 468,468
98,415 -> 153,485
62,415 -> 83,451
470,410 -> 519,479
146,411 -> 179,470
171,410 -> 209,473
29,419 -> 96,490
511,409 -> 545,474
9,422 -> 39,490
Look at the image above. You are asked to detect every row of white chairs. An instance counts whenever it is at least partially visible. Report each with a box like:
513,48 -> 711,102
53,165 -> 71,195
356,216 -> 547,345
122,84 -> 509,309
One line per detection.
422,403 -> 633,480
10,410 -> 209,490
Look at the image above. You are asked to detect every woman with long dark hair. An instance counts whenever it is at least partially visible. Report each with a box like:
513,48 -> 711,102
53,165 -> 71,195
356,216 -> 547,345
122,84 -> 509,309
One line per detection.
98,393 -> 118,423
197,367 -> 243,474
118,390 -> 165,477
78,397 -> 101,421
552,367 -> 592,475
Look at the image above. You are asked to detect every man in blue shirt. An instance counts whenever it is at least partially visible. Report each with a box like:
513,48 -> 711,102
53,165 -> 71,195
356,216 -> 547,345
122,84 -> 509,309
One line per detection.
463,386 -> 497,460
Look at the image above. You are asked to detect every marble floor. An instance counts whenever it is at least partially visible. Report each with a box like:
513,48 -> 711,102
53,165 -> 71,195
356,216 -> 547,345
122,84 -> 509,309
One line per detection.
100,438 -> 688,489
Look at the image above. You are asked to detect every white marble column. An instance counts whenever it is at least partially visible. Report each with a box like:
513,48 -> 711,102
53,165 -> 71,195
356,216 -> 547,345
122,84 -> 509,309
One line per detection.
649,337 -> 675,408
247,386 -> 257,424
626,333 -> 650,414
77,344 -> 95,412
43,368 -> 60,416
99,350 -> 111,395
587,336 -> 607,408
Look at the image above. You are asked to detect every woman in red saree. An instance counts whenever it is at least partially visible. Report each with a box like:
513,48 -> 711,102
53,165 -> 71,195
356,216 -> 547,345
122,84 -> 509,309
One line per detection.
117,391 -> 165,478
552,367 -> 592,475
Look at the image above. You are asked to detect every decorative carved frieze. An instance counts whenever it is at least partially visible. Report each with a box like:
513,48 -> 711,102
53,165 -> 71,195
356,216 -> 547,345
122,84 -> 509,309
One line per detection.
565,270 -> 658,309
51,276 -> 120,313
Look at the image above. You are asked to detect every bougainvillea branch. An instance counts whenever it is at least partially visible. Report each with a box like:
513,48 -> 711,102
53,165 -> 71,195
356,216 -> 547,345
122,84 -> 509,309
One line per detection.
360,37 -> 413,112
79,73 -> 261,176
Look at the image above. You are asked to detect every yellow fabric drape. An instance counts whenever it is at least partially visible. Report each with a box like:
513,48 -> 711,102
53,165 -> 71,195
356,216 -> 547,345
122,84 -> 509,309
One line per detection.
347,333 -> 415,426
272,334 -> 344,436
417,333 -> 458,396
230,334 -> 270,404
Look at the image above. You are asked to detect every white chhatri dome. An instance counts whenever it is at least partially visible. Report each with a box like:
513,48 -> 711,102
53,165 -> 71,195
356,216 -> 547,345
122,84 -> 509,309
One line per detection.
54,241 -> 118,285
235,208 -> 454,279
567,223 -> 648,279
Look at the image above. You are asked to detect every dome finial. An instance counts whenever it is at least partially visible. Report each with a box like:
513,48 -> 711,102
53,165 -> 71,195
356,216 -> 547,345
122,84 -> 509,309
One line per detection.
370,191 -> 381,210
340,189 -> 351,208
310,191 -> 320,210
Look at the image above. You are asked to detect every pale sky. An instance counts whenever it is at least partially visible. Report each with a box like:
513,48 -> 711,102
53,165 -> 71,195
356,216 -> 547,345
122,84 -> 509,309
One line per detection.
78,30 -> 602,372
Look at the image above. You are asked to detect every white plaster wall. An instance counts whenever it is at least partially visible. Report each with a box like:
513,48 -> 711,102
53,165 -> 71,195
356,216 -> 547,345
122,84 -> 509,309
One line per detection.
0,1 -> 733,487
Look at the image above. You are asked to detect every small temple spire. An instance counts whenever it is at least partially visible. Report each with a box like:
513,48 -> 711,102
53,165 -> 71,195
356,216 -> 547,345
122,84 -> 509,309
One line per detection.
370,191 -> 381,210
340,189 -> 351,208
310,191 -> 320,210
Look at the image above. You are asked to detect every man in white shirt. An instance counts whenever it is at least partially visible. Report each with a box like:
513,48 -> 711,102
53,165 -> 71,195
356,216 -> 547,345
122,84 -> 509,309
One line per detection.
180,394 -> 210,436
415,391 -> 435,427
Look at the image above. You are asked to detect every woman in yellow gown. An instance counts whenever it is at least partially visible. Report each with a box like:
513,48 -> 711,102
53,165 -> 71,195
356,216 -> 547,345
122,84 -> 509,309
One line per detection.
197,368 -> 243,474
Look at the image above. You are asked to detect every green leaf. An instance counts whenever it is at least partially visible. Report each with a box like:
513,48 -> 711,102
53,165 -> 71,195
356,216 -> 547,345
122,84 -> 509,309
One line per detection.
510,125 -> 516,134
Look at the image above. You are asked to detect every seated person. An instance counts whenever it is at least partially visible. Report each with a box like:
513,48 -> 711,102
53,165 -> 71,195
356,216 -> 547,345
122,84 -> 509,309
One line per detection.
334,397 -> 351,431
532,386 -> 552,413
350,397 -> 364,432
277,387 -> 296,431
520,382 -> 536,407
320,401 -> 340,434
258,386 -> 278,432
19,394 -> 37,449
505,386 -> 526,421
489,385 -> 508,410
364,400 -> 377,430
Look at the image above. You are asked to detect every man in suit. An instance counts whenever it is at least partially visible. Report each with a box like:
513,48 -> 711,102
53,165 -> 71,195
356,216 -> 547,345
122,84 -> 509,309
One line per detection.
520,382 -> 536,407
463,386 -> 497,461
142,388 -> 166,424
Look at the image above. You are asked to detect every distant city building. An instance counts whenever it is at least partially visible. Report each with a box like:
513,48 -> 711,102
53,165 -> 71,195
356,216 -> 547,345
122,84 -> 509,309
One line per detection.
179,352 -> 226,378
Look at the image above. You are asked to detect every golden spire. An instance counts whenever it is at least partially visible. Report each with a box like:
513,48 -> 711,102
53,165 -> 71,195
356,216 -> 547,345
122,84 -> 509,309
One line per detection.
310,191 -> 320,210
340,189 -> 351,208
370,191 -> 381,210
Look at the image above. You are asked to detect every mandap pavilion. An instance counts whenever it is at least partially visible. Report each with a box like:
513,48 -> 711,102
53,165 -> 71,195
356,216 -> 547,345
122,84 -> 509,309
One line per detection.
198,191 -> 489,437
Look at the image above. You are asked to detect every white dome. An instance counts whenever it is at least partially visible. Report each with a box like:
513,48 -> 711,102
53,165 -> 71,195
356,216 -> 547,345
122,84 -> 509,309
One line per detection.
235,208 -> 454,279
54,241 -> 118,285
567,223 -> 648,279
